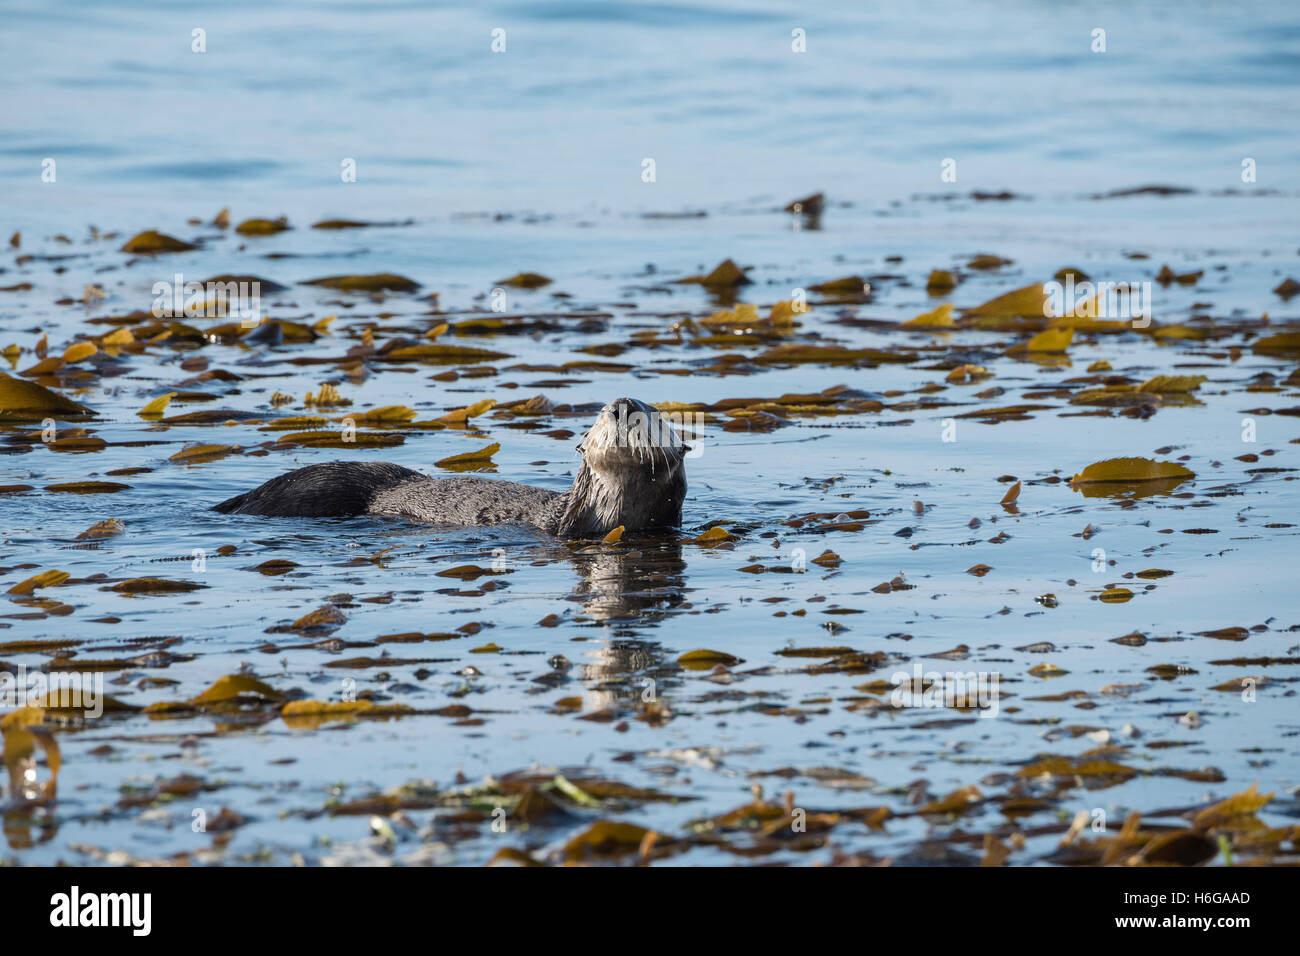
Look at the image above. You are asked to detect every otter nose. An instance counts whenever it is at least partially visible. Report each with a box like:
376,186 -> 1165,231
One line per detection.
608,397 -> 638,415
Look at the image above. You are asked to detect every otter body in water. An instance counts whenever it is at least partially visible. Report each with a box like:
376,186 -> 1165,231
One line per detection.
213,398 -> 686,537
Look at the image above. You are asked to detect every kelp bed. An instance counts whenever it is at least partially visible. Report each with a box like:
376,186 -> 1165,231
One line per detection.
1,201 -> 1299,866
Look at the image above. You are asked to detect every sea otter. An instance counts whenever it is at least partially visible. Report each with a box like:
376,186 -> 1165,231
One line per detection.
212,397 -> 687,537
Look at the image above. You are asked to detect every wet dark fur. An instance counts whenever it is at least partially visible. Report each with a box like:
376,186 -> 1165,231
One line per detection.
211,461 -> 424,518
212,398 -> 687,537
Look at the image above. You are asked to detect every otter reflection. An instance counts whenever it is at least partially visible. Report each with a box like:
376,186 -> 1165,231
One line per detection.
563,535 -> 689,712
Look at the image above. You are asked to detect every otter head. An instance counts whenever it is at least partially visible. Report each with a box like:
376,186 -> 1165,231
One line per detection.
557,397 -> 687,537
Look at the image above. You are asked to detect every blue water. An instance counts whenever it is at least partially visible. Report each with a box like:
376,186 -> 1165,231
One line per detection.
5,0 -> 1300,226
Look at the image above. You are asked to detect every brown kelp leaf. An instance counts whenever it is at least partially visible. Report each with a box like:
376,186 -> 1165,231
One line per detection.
310,219 -> 370,230
945,363 -> 991,383
275,430 -> 404,449
981,834 -> 1011,867
235,217 -> 289,236
1017,755 -> 1140,782
436,565 -> 498,580
109,578 -> 207,594
926,269 -> 957,291
966,283 -> 1047,320
563,820 -> 652,860
968,254 -> 1011,270
120,230 -> 197,254
20,356 -> 66,377
784,193 -> 824,215
1197,626 -> 1249,641
46,433 -> 106,453
1193,782 -> 1274,829
7,569 -> 70,596
1209,676 -> 1268,692
435,443 -> 499,468
380,344 -> 510,363
1155,265 -> 1202,286
676,259 -> 751,288
677,649 -> 740,669
510,785 -> 568,824
776,646 -> 855,658
1028,663 -> 1067,677
602,525 -> 625,544
966,564 -> 993,577
161,409 -> 262,424
281,700 -> 374,717
202,272 -> 287,293
169,444 -> 241,463
435,399 -> 496,424
348,406 -> 416,424
1071,458 -> 1195,488
687,526 -> 735,544
753,344 -> 916,366
1000,480 -> 1021,504
809,276 -> 868,296
2,723 -> 61,800
253,559 -> 298,575
45,482 -> 130,494
486,847 -> 544,867
291,605 -> 347,631
1273,277 -> 1300,299
901,303 -> 956,329
0,372 -> 93,419
714,799 -> 788,827
1099,587 -> 1133,603
1010,327 -> 1073,353
101,328 -> 135,347
61,342 -> 98,363
918,785 -> 983,816
497,272 -> 552,289
1138,375 -> 1206,393
302,274 -> 420,293
76,518 -> 125,540
138,392 -> 177,417
281,703 -> 413,728
190,674 -> 282,704
1251,332 -> 1300,355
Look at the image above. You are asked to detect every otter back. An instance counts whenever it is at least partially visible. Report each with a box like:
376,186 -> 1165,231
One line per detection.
212,461 -> 426,517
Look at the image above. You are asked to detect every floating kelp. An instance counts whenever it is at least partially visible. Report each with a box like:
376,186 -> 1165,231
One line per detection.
302,273 -> 420,293
120,230 -> 197,254
0,372 -> 93,420
235,217 -> 290,236
675,259 -> 751,288
496,272 -> 552,289
1071,457 -> 1195,497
